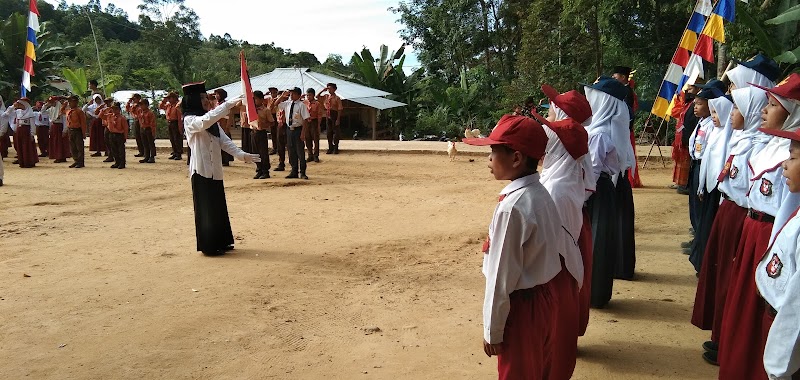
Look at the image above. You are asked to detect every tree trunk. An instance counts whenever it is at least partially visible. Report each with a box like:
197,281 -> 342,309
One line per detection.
592,3 -> 602,78
477,0 -> 492,74
717,42 -> 727,78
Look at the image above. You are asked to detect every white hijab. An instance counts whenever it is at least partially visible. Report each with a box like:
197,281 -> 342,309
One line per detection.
729,87 -> 769,156
584,87 -> 634,170
750,95 -> 800,179
85,94 -> 102,115
541,122 -> 589,240
699,96 -> 734,192
727,65 -> 775,90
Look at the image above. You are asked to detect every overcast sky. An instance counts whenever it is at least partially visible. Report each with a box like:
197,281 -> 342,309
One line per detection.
58,0 -> 419,69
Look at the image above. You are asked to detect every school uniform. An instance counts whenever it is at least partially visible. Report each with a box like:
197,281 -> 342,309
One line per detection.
126,100 -> 145,157
584,80 -> 628,307
161,100 -> 184,159
275,97 -> 310,178
250,103 -> 273,178
324,93 -> 343,154
136,108 -> 157,162
63,104 -> 87,167
758,199 -> 800,380
484,173 -> 577,380
43,102 -> 70,162
84,97 -> 106,155
671,94 -> 695,187
184,91 -> 253,255
692,87 -> 769,349
106,113 -> 128,168
33,110 -> 49,157
690,95 -> 734,273
304,99 -> 323,161
214,100 -> 233,166
0,100 -> 7,184
6,100 -> 38,168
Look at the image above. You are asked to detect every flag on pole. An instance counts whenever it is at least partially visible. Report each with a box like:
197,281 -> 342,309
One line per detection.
239,50 -> 258,128
21,0 -> 40,97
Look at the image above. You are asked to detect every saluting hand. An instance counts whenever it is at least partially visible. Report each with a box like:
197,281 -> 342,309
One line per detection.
483,340 -> 504,357
242,153 -> 261,164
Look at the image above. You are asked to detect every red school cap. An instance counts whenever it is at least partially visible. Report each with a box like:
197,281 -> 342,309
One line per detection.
527,111 -> 589,160
463,114 -> 548,159
750,73 -> 800,103
541,84 -> 593,124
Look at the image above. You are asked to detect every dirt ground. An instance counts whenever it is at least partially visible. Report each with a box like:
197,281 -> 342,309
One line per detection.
0,149 -> 718,379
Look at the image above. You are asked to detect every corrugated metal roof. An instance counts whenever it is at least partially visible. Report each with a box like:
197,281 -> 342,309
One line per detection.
349,96 -> 406,110
215,68 -> 404,110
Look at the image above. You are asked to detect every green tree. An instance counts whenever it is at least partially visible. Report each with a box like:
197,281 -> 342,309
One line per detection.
137,0 -> 201,83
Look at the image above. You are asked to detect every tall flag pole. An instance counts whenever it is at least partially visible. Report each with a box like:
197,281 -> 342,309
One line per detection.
651,0 -> 736,119
21,0 -> 40,97
239,50 -> 258,128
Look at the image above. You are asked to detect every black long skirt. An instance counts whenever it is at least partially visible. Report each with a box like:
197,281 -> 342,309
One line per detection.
615,171 -> 636,280
191,173 -> 234,253
689,188 -> 721,273
688,159 -> 702,231
587,174 -> 618,308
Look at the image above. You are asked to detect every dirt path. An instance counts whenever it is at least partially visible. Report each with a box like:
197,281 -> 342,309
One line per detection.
0,152 -> 716,379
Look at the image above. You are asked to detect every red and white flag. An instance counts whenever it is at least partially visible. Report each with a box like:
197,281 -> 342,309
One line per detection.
240,50 -> 258,128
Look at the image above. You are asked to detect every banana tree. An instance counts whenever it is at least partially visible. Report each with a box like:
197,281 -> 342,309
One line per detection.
737,0 -> 800,72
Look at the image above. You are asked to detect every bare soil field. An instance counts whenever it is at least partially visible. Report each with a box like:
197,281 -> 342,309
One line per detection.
0,149 -> 717,379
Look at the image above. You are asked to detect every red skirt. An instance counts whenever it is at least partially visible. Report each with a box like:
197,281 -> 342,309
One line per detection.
15,126 -> 39,168
36,125 -> 49,155
497,267 -> 574,380
691,199 -> 747,337
718,216 -> 773,380
672,130 -> 691,186
578,207 -> 593,336
89,118 -> 105,152
48,123 -> 71,160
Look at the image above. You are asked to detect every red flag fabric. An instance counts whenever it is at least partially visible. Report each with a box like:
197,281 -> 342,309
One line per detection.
694,35 -> 715,63
240,50 -> 258,128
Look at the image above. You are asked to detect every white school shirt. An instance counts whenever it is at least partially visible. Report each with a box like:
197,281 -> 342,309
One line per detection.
33,111 -> 50,127
757,206 -> 800,380
718,146 -> 760,208
587,132 -> 620,179
185,99 -> 249,180
275,99 -> 310,128
748,139 -> 791,216
483,173 -> 567,344
689,117 -> 714,160
42,103 -> 67,133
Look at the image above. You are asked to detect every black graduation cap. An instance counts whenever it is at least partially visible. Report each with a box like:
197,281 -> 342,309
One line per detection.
613,66 -> 632,77
697,78 -> 729,95
581,76 -> 629,101
182,81 -> 207,95
733,54 -> 781,82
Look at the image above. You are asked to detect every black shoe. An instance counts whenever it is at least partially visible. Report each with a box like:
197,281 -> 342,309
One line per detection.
285,172 -> 299,179
307,155 -> 314,162
333,146 -> 340,154
139,159 -> 148,163
702,351 -> 719,366
326,149 -> 333,155
147,158 -> 155,163
677,186 -> 691,195
12,160 -> 19,164
69,163 -> 78,168
202,249 -> 225,256
134,154 -> 143,157
300,173 -> 309,180
117,165 -> 125,169
258,172 -> 270,179
682,247 -> 691,255
702,341 -> 718,352
91,152 -> 102,157
38,153 -> 47,157
254,173 -> 263,179
274,165 -> 285,172
103,157 -> 114,163
110,164 -> 119,168
54,159 -> 67,163
314,156 -> 320,163
222,162 -> 230,166
223,245 -> 234,252
0,179 -> 3,186
681,241 -> 693,249
74,163 -> 84,168
175,155 -> 182,161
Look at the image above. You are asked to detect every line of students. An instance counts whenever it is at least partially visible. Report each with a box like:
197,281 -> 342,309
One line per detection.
462,72 -> 639,379
685,54 -> 800,379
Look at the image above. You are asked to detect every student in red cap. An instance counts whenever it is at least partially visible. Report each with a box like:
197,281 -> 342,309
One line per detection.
541,84 -> 595,329
755,115 -> 800,380
718,73 -> 800,379
42,96 -> 70,164
463,114 -> 578,380
8,98 -> 38,168
691,86 -> 769,364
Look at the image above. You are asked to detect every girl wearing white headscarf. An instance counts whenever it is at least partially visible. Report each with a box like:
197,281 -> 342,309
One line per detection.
583,81 -> 625,309
691,86 -> 769,364
0,96 -> 6,185
5,98 -> 38,168
717,75 -> 800,380
83,94 -> 106,157
690,95 -> 734,273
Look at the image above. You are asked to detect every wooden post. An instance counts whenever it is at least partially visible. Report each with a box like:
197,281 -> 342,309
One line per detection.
371,108 -> 377,140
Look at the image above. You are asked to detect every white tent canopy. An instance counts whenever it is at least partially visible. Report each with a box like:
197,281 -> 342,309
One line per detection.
215,68 -> 406,111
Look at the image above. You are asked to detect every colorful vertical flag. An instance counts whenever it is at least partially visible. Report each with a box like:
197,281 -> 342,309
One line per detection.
651,0 -> 736,119
21,0 -> 39,97
239,50 -> 258,128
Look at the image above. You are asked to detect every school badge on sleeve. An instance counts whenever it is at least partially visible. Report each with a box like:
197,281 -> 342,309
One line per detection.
760,178 -> 774,196
729,165 -> 739,179
766,253 -> 783,278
